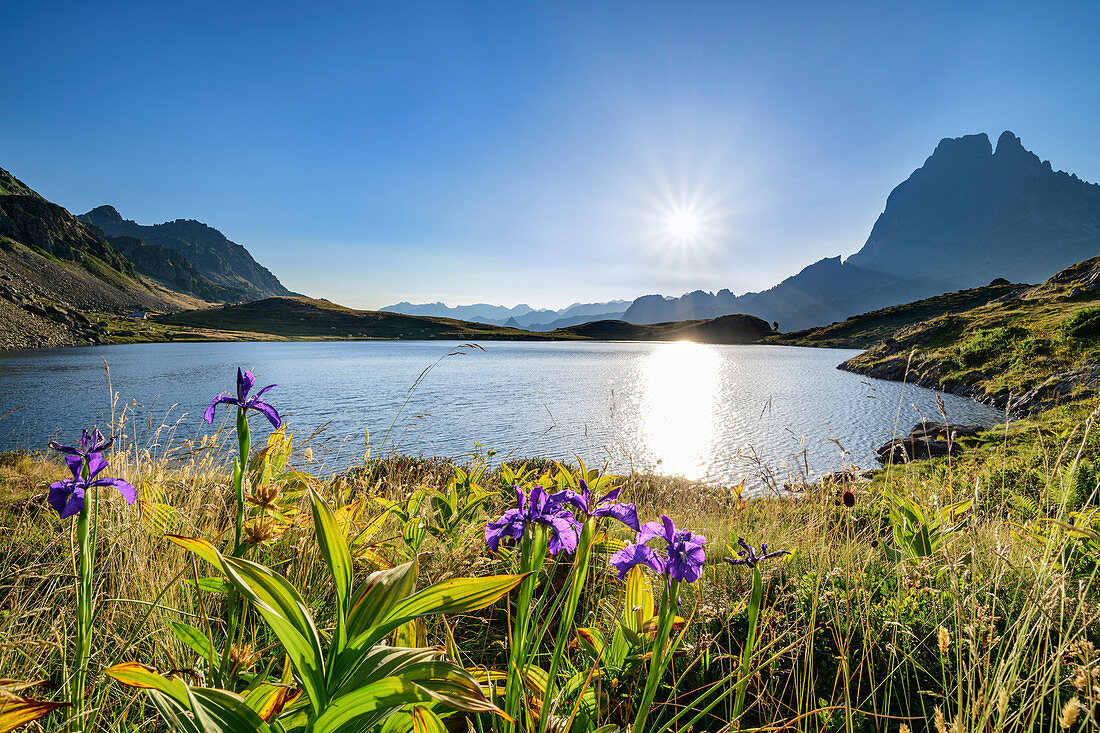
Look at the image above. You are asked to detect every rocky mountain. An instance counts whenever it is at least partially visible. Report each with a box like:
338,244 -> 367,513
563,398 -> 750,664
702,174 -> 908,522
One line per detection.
0,167 -> 198,349
622,131 -> 1100,330
79,205 -> 293,301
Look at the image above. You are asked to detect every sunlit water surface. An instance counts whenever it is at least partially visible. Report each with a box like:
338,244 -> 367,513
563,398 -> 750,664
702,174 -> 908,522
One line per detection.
0,341 -> 1006,489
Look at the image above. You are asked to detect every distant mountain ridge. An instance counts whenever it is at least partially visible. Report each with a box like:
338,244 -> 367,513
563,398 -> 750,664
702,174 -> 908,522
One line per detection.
79,205 -> 294,301
379,299 -> 629,330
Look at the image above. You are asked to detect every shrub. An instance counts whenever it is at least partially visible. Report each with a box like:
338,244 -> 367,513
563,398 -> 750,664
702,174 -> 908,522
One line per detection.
957,326 -> 1025,367
1063,307 -> 1100,340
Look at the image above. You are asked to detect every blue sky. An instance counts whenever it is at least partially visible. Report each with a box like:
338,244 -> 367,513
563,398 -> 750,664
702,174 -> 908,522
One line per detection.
3,0 -> 1099,309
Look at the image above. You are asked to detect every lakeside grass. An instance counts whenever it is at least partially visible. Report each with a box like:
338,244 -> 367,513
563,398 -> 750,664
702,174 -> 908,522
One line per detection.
2,392 -> 1099,732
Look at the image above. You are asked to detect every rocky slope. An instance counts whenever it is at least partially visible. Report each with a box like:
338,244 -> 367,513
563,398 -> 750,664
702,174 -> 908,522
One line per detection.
0,167 -> 196,349
80,205 -> 293,301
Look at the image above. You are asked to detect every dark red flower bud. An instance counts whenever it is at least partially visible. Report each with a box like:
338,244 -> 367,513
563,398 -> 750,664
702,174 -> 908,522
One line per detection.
842,490 -> 856,508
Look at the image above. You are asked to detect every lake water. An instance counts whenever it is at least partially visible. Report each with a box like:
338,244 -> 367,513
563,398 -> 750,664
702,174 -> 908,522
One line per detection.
0,340 -> 1006,489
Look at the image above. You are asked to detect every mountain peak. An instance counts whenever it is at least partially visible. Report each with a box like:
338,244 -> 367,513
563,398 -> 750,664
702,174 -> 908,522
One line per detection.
927,133 -> 992,168
85,204 -> 123,223
994,130 -> 1023,155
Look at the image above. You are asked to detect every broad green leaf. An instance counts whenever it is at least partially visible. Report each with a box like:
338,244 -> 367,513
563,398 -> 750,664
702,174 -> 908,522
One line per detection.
166,535 -> 222,568
309,485 -> 354,623
167,536 -> 328,713
169,621 -> 216,662
220,555 -> 328,712
393,618 -> 428,648
331,646 -> 441,697
189,687 -> 272,732
346,561 -> 418,641
382,574 -> 527,627
309,678 -> 442,733
184,576 -> 230,594
623,565 -> 654,634
0,697 -> 70,733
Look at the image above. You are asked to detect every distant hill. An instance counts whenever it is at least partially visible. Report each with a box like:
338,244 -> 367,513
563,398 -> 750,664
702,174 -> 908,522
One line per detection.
620,131 -> 1100,330
156,296 -> 772,344
156,297 -> 553,340
79,205 -> 293,301
0,166 -> 200,349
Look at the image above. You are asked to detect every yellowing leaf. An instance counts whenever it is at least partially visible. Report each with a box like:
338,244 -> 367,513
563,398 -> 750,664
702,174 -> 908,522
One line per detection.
0,696 -> 70,733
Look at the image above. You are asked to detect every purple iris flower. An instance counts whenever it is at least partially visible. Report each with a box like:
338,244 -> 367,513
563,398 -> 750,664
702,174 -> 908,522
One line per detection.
49,428 -> 113,475
724,538 -> 790,568
48,451 -> 137,520
610,515 -> 707,583
485,485 -> 580,555
204,368 -> 282,428
551,480 -> 640,531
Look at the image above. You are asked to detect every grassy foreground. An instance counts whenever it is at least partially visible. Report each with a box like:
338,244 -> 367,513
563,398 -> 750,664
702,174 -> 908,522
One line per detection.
1,390 -> 1099,732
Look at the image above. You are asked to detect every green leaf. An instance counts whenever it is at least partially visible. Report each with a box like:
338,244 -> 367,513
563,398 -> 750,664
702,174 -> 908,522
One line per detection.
308,484 -> 354,626
345,561 -> 419,641
105,662 -> 190,705
308,678 -> 442,733
188,687 -> 272,732
169,621 -> 216,662
167,535 -> 328,714
183,576 -> 230,594
410,705 -> 448,733
382,574 -> 527,627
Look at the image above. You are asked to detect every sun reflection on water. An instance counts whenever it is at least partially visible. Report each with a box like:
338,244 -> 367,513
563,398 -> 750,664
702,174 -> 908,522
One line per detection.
640,341 -> 721,480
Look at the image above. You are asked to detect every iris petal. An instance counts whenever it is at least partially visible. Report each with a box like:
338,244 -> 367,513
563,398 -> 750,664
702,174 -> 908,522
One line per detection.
204,394 -> 240,423
237,368 -> 256,401
92,477 -> 138,505
249,399 -> 283,429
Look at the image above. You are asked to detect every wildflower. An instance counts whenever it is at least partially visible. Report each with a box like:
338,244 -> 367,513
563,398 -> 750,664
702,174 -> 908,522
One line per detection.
49,428 -> 113,474
204,367 -> 282,428
842,489 -> 856,508
900,726 -> 911,733
724,537 -> 790,568
48,453 -> 137,519
551,480 -> 640,531
485,485 -> 579,554
610,515 -> 707,583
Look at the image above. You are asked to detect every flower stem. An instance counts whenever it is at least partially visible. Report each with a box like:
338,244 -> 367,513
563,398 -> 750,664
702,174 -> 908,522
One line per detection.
504,527 -> 548,732
537,519 -> 595,733
70,469 -> 94,732
633,578 -> 680,733
220,406 -> 250,686
733,566 -> 764,722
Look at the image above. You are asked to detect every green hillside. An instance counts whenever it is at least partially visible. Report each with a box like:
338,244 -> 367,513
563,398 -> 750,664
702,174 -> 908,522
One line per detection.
766,280 -> 1023,349
841,257 -> 1100,414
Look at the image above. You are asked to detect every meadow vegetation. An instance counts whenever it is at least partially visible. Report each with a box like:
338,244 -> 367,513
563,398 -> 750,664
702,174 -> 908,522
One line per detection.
1,364 -> 1098,733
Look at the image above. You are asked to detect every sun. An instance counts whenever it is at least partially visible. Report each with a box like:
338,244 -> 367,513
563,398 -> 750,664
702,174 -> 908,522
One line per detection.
665,208 -> 701,241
